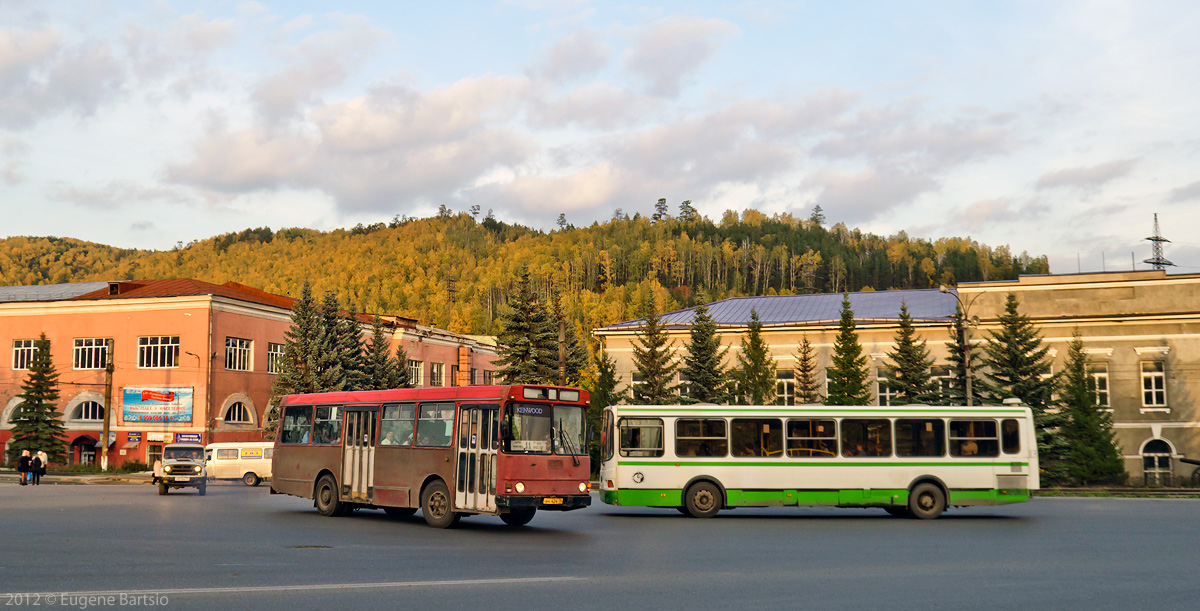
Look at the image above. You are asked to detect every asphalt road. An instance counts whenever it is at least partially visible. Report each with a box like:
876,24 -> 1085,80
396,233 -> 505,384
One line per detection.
1,481 -> 1197,610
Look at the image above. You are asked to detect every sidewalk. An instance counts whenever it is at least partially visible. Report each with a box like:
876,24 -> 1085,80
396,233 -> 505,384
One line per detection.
0,469 -> 154,485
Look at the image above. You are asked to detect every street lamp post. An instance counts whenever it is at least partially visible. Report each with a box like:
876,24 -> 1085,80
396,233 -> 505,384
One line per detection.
939,285 -> 983,407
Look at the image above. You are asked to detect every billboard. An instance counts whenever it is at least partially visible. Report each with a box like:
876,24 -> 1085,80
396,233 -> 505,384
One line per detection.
122,387 -> 194,423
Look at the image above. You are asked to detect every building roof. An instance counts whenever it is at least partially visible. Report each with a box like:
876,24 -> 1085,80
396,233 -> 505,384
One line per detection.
0,281 -> 110,303
66,279 -> 297,310
597,288 -> 959,331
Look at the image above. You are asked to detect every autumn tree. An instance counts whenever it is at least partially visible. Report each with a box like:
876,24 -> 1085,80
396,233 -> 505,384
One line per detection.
825,293 -> 872,405
733,309 -> 776,405
679,304 -> 729,404
7,334 -> 66,463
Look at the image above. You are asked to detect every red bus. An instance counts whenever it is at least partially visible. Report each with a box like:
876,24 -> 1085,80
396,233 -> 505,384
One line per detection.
270,384 -> 591,528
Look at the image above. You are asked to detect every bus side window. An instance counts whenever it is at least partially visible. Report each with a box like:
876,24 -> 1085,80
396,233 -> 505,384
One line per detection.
280,405 -> 313,445
675,419 -> 727,457
601,410 -> 614,462
786,419 -> 836,458
1001,419 -> 1020,454
619,418 -> 663,458
840,419 -> 892,457
895,419 -> 945,457
949,420 -> 999,457
731,419 -> 782,457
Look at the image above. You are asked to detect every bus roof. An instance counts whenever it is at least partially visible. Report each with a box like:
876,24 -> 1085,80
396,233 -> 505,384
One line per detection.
610,404 -> 1032,417
280,384 -> 588,405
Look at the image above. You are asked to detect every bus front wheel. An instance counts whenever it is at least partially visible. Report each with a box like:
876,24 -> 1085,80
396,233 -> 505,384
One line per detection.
500,507 -> 536,526
684,482 -> 722,518
908,482 -> 946,520
315,475 -> 345,517
421,480 -> 459,529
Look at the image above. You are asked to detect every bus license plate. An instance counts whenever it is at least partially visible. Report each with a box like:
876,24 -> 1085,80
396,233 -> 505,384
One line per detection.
543,497 -> 563,505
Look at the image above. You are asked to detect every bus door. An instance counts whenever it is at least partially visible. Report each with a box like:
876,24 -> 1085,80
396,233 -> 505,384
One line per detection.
455,403 -> 500,513
342,406 -> 379,502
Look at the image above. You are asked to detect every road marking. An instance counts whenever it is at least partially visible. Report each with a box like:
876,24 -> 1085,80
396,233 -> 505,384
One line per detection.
13,576 -> 583,598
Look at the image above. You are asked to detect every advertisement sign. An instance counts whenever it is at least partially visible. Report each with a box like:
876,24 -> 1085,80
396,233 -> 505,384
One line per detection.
240,448 -> 263,459
175,433 -> 202,444
126,432 -> 142,441
122,387 -> 193,423
147,432 -> 173,442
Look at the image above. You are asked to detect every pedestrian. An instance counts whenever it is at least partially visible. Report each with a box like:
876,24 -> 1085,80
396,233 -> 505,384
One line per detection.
35,450 -> 48,485
30,451 -> 44,486
17,450 -> 31,486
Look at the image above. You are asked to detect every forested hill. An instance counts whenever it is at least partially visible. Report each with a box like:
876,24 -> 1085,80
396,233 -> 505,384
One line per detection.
0,208 -> 1047,335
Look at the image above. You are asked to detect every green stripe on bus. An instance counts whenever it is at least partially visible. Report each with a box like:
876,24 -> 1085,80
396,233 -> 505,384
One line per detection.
617,461 -> 1028,468
602,487 -> 1031,508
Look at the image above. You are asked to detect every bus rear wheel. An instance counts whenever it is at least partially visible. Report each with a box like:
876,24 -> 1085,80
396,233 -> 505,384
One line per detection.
684,482 -> 722,518
421,480 -> 459,528
315,475 -> 344,517
243,472 -> 261,487
908,482 -> 946,520
500,507 -> 536,526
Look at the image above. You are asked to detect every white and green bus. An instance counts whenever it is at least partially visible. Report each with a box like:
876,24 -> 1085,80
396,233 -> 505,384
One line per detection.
598,403 -> 1038,519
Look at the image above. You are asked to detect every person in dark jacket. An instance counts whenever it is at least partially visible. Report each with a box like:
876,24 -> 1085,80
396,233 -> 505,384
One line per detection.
16,450 -> 32,486
30,453 -> 43,485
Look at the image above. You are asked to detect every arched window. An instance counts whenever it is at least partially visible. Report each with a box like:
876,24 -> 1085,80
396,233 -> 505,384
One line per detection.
72,401 -> 105,422
224,402 -> 252,424
1142,439 -> 1172,487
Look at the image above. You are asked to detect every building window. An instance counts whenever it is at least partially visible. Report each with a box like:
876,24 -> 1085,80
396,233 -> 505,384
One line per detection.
678,371 -> 691,400
1142,439 -> 1173,486
1087,363 -> 1109,407
450,364 -> 459,387
12,339 -> 35,370
430,362 -> 444,387
138,336 -> 179,369
1141,361 -> 1166,407
484,370 -> 496,385
224,402 -> 252,424
225,337 -> 252,371
408,360 -> 423,386
72,401 -> 104,422
776,370 -> 795,406
876,366 -> 897,407
267,342 -> 284,374
470,368 -> 479,385
930,365 -> 952,400
73,338 -> 109,370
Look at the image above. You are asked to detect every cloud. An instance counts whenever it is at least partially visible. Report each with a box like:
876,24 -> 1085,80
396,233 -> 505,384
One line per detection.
621,17 -> 739,97
0,27 -> 125,129
122,12 -> 236,80
2,139 -> 30,186
48,179 -> 200,210
526,83 -> 660,130
803,167 -> 938,223
165,127 -> 316,192
529,28 -> 611,83
1168,179 -> 1200,203
1035,158 -> 1138,192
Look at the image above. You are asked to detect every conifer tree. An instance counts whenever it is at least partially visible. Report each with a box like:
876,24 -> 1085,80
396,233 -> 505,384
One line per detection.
981,292 -> 1066,483
630,293 -> 679,404
339,304 -> 368,391
315,291 -> 348,392
825,293 -> 872,405
885,301 -> 936,404
7,334 -> 66,463
494,268 -> 557,384
943,303 -> 984,405
551,287 -> 588,385
793,335 -> 823,404
364,314 -> 403,390
1059,331 -> 1127,485
581,343 -> 626,470
679,304 -> 729,404
394,342 -> 412,388
264,280 -> 321,439
733,309 -> 776,405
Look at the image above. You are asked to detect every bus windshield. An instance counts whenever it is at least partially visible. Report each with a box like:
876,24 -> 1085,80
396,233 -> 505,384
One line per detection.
507,403 -> 586,456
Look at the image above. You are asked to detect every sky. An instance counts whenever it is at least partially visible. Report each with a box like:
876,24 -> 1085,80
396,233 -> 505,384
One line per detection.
2,0 -> 1199,274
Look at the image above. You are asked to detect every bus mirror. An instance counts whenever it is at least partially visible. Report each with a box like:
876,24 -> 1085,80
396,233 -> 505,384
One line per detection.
499,421 -> 512,440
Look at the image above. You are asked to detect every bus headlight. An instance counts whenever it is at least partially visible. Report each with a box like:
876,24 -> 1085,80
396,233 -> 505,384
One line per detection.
514,482 -> 525,493
579,482 -> 587,493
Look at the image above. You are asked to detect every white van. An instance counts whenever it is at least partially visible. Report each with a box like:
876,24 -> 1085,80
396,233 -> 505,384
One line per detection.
204,442 -> 273,486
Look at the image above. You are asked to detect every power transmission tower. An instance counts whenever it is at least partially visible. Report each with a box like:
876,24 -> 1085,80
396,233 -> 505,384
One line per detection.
1142,213 -> 1175,270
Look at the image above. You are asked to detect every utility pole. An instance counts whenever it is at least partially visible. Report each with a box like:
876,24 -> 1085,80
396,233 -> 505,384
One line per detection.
558,318 -> 566,386
101,338 -> 114,471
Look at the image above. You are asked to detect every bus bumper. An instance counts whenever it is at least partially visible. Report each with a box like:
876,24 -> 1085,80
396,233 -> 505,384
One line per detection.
497,494 -> 591,511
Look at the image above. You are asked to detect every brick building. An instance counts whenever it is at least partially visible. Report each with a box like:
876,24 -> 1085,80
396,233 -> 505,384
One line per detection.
0,279 -> 497,468
594,270 -> 1200,485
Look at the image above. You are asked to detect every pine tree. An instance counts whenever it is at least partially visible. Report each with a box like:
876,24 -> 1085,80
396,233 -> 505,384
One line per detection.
339,304 -> 368,391
1059,331 -> 1127,485
315,291 -> 348,392
825,293 -> 872,405
885,301 -> 935,404
494,268 -> 557,384
733,309 -> 776,405
943,303 -> 984,406
679,304 -> 729,404
981,292 -> 1065,483
7,333 -> 66,463
364,314 -> 403,390
793,335 -> 823,404
264,280 -> 321,439
581,343 -> 626,470
394,342 -> 412,388
631,293 -> 679,404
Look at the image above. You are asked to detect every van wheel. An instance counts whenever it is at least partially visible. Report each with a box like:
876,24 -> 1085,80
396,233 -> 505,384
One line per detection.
908,482 -> 946,519
243,472 -> 261,487
421,480 -> 459,529
315,475 -> 344,517
684,481 -> 722,518
500,507 -> 536,526
158,482 -> 168,495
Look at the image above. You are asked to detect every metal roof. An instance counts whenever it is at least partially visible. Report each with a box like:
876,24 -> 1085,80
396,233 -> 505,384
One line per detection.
598,288 -> 959,331
0,282 -> 110,303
